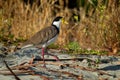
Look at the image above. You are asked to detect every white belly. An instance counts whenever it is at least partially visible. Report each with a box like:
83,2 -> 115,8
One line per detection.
42,35 -> 58,48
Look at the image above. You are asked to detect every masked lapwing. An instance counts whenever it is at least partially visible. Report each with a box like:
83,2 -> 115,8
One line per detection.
21,16 -> 63,67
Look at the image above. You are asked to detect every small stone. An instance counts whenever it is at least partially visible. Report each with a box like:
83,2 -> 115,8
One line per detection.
60,65 -> 65,69
82,59 -> 88,63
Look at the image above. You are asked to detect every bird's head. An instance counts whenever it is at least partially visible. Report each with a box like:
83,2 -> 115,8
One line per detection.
52,16 -> 63,29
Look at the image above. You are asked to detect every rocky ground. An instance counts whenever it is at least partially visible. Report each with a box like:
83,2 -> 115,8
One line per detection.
0,46 -> 120,80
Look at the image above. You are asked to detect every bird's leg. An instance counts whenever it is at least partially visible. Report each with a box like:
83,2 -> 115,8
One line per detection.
45,49 -> 59,61
28,55 -> 35,64
42,47 -> 46,67
47,53 -> 59,61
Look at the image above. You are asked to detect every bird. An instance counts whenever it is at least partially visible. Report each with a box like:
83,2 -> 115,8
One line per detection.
20,16 -> 63,67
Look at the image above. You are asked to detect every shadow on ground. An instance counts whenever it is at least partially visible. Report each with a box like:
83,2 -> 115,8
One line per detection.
100,65 -> 120,71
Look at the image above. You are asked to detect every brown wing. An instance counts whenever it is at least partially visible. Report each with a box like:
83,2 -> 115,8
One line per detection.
22,26 -> 59,47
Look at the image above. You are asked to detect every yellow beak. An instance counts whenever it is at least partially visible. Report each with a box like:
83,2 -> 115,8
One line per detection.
61,18 -> 68,24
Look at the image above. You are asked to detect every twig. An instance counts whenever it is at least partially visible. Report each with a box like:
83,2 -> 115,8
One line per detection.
29,74 -> 53,80
11,61 -> 63,70
66,64 -> 112,76
47,69 -> 82,79
3,60 -> 21,80
34,57 -> 96,62
0,70 -> 33,75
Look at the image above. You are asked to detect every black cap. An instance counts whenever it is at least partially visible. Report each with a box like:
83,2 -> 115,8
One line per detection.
53,16 -> 62,21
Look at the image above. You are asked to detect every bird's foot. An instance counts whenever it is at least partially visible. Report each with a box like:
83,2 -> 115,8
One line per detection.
43,64 -> 46,68
46,52 -> 60,61
53,55 -> 60,61
28,57 -> 35,64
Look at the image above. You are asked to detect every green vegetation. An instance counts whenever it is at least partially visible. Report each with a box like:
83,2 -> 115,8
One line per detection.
0,0 -> 120,55
48,44 -> 60,49
64,41 -> 107,55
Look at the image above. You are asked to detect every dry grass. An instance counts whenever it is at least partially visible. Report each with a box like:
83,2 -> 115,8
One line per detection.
76,2 -> 120,54
0,0 -> 120,54
0,0 -> 71,44
1,0 -> 54,38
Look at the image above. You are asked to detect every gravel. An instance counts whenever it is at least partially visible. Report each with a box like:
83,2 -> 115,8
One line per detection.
0,46 -> 120,80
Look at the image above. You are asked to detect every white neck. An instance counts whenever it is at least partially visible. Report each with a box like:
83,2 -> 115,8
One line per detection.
52,20 -> 61,29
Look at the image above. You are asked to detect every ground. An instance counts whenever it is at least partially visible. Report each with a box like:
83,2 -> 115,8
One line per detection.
0,47 -> 120,80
